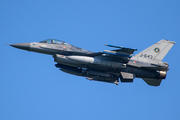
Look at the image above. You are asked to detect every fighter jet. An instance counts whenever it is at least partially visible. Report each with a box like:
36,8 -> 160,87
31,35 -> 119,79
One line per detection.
10,39 -> 175,86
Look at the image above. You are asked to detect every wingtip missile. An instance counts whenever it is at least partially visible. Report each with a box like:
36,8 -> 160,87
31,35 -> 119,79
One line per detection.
105,44 -> 137,51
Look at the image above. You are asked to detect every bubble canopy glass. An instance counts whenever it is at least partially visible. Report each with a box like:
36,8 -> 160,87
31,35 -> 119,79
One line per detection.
39,39 -> 69,45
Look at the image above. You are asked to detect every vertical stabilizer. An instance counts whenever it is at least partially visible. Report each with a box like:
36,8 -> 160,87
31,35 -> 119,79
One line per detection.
132,40 -> 175,63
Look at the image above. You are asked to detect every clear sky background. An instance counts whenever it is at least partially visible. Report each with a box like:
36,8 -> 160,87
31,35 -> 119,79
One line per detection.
1,0 -> 180,120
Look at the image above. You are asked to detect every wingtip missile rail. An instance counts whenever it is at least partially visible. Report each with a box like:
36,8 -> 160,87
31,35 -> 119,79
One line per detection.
105,44 -> 138,51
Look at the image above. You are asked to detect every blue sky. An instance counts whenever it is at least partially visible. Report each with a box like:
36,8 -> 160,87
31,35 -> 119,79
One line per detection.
1,0 -> 180,120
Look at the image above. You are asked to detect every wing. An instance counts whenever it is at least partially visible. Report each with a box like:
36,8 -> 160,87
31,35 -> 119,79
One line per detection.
86,44 -> 137,63
105,44 -> 137,55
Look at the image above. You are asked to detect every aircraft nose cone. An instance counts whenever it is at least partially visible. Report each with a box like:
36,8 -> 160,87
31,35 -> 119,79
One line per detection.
10,43 -> 30,51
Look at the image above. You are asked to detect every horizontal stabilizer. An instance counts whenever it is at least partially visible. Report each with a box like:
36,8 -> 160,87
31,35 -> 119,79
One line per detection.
143,78 -> 162,86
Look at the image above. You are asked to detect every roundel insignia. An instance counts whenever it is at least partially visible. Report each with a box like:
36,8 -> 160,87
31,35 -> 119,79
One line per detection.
154,48 -> 160,53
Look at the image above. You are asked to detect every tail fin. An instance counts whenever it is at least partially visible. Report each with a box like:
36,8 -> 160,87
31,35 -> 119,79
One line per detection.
132,39 -> 175,63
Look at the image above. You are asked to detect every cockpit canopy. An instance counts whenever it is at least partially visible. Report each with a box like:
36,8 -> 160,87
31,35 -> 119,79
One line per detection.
39,39 -> 69,45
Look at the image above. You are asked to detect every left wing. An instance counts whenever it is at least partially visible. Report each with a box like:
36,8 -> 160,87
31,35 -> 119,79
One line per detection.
86,44 -> 137,63
105,44 -> 137,55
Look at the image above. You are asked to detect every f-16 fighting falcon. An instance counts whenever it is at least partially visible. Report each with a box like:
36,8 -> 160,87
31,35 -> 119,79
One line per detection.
9,39 -> 175,86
